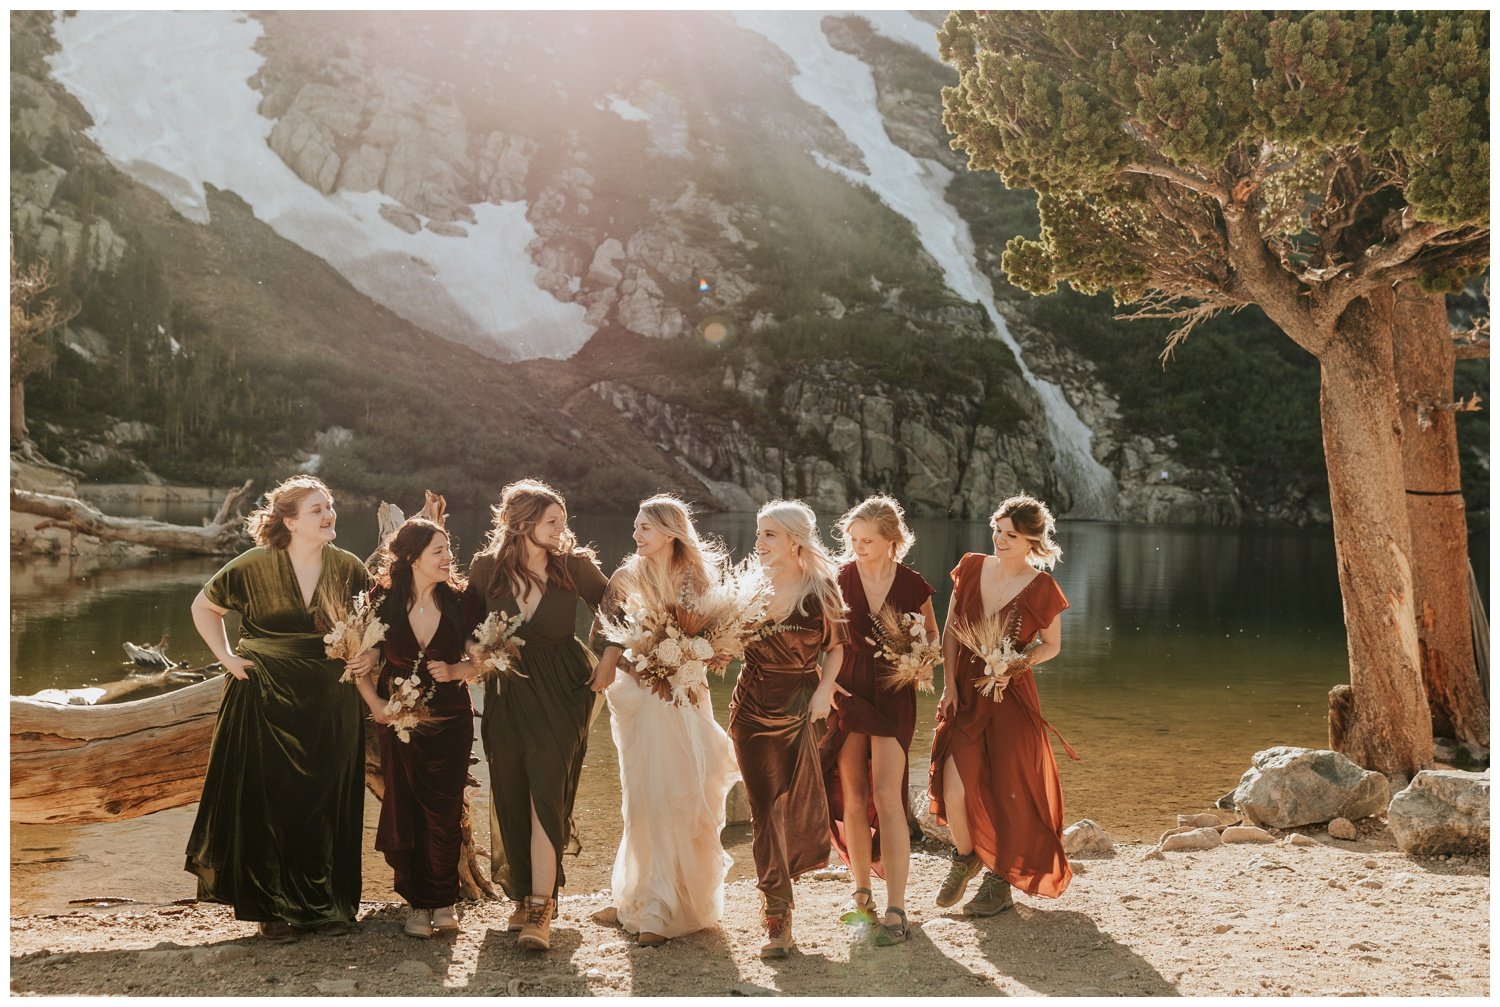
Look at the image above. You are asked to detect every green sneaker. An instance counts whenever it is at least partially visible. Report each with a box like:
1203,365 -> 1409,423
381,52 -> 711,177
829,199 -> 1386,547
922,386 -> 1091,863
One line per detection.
963,871 -> 1014,917
935,848 -> 982,908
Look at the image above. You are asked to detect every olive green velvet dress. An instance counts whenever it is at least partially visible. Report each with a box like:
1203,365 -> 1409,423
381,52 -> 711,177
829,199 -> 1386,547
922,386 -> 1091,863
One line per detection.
183,543 -> 371,927
469,551 -> 608,901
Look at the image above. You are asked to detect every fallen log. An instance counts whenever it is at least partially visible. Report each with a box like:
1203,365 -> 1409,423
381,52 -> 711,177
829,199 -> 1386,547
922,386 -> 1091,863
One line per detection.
12,678 -> 499,900
10,479 -> 255,556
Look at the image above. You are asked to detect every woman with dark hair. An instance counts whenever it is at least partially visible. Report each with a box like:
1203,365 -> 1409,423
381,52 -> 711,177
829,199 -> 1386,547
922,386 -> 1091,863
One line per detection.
468,478 -> 609,952
184,475 -> 371,943
928,493 -> 1073,917
348,517 -> 486,939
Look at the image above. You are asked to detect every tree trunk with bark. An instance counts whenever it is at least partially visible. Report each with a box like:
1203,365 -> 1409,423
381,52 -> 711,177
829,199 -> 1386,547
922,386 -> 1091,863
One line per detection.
10,481 -> 255,556
11,379 -> 28,447
1318,291 -> 1433,778
1391,282 -> 1488,754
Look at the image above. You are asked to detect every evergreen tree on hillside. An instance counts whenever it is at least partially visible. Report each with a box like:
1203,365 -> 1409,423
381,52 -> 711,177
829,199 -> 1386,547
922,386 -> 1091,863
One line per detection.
938,11 -> 1489,775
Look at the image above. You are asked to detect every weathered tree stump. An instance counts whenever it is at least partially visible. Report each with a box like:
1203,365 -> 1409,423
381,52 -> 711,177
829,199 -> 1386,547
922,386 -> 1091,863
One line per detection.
10,480 -> 256,556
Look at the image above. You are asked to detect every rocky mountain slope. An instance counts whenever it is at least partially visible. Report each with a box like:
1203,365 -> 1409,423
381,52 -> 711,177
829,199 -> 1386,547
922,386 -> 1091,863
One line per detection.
17,11 -> 1481,524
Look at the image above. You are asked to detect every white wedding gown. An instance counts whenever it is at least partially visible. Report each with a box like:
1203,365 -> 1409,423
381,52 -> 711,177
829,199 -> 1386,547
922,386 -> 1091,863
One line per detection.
606,672 -> 740,938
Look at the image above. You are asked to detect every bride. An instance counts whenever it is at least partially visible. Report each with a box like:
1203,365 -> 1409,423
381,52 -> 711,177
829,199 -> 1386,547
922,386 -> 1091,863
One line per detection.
588,495 -> 740,945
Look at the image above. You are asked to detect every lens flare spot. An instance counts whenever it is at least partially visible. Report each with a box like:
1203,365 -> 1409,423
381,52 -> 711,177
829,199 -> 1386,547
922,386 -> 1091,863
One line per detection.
702,321 -> 729,344
696,276 -> 713,293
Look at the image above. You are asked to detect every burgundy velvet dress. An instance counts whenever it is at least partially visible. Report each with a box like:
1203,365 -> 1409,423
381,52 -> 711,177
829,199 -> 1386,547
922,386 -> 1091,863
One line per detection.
372,585 -> 487,910
928,553 -> 1075,898
728,605 -> 850,910
819,561 -> 934,876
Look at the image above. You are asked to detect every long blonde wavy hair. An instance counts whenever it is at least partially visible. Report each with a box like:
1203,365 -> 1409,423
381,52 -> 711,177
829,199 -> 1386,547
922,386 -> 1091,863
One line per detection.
756,499 -> 847,625
474,478 -> 595,599
613,495 -> 727,608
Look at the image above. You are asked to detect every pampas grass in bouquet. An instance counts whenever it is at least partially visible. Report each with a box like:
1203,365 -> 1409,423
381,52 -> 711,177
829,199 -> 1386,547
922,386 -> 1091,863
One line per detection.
951,608 -> 1037,702
675,558 -> 773,670
468,611 -> 527,682
867,605 -> 941,693
323,590 -> 388,683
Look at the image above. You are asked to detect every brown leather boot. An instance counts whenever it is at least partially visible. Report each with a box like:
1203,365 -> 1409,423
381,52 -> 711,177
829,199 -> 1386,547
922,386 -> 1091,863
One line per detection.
517,895 -> 555,950
963,871 -> 1015,917
936,848 -> 982,908
506,900 -> 529,932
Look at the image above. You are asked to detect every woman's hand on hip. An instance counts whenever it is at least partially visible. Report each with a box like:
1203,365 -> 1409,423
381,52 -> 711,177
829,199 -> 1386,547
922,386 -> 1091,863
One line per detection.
222,655 -> 255,681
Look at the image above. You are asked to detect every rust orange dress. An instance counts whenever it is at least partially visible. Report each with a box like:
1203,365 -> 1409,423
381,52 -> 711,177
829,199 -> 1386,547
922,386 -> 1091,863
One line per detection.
928,552 -> 1075,898
819,561 -> 933,876
729,605 -> 850,909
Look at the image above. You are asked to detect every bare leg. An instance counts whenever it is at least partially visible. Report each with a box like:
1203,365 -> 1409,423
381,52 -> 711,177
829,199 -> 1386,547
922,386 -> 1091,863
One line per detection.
942,755 -> 972,855
529,798 -> 558,897
870,736 -> 910,923
837,732 -> 873,897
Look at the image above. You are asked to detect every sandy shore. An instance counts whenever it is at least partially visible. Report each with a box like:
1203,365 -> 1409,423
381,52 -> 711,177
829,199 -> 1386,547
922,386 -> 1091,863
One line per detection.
9,826 -> 1488,997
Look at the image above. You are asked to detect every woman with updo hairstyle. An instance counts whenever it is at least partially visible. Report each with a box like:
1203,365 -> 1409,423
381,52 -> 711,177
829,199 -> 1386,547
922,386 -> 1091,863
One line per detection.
347,517 -> 486,939
730,499 -> 850,959
819,495 -> 937,945
467,478 -> 609,952
185,475 -> 371,944
588,495 -> 740,946
928,493 -> 1074,919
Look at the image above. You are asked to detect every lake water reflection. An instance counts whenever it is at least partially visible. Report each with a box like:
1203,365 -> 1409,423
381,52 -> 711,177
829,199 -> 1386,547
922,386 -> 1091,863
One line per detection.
9,505 -> 1487,913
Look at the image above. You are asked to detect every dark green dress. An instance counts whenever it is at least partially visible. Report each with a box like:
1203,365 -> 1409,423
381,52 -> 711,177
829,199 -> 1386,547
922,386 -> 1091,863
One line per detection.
469,551 -> 608,901
184,543 -> 371,926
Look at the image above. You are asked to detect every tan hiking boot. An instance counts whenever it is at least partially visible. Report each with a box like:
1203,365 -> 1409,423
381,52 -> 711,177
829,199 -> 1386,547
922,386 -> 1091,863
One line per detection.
506,900 -> 529,932
759,909 -> 793,959
963,871 -> 1015,917
517,895 -> 555,950
403,908 -> 434,939
935,848 -> 983,908
431,906 -> 459,932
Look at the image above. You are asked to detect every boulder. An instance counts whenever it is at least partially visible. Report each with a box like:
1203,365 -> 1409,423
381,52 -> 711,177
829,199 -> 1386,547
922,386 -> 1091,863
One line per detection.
1326,817 -> 1358,841
1062,819 -> 1114,857
588,238 -> 626,288
909,783 -> 950,844
1161,827 -> 1222,852
1177,813 -> 1220,829
725,780 -> 750,825
1387,770 -> 1489,856
1232,747 -> 1389,828
1220,825 -> 1274,844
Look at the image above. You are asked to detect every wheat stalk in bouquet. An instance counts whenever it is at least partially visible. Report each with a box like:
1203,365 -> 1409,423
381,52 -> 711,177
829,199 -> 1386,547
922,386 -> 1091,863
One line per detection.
867,604 -> 941,693
467,611 -> 528,682
675,558 -> 773,670
323,590 -> 389,683
950,608 -> 1039,702
383,649 -> 441,743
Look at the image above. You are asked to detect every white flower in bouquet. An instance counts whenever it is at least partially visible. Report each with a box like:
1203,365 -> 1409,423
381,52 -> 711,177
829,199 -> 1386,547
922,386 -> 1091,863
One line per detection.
951,609 -> 1037,702
468,611 -> 527,682
382,658 -> 439,743
323,591 -> 388,682
655,635 -> 685,669
866,605 -> 941,693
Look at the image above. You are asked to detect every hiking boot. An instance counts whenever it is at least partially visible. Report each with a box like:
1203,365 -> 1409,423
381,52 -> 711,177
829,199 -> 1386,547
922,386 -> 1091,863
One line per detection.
517,895 -> 555,950
935,848 -> 982,908
431,906 -> 460,932
963,871 -> 1014,917
506,900 -> 529,932
759,909 -> 793,959
404,908 -> 433,939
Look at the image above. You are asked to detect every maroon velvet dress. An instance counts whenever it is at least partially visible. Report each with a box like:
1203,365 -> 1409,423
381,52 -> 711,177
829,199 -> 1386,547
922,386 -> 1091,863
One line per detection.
372,585 -> 487,910
928,553 -> 1075,898
728,604 -> 850,910
819,561 -> 934,876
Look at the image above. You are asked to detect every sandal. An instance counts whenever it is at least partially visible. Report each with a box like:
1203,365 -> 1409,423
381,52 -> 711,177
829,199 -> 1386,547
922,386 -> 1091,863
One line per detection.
839,887 -> 877,926
257,921 -> 299,944
874,906 -> 909,947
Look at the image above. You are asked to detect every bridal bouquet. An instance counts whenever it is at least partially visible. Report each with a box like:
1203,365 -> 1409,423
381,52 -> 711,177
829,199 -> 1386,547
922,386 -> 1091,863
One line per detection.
383,651 -> 439,743
867,605 -> 941,693
598,561 -> 771,707
468,611 -> 527,682
323,590 -> 388,683
951,609 -> 1038,702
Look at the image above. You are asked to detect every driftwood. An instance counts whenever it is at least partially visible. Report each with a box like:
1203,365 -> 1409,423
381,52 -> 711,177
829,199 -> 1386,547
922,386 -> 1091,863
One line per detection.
12,676 -> 499,901
10,480 -> 256,556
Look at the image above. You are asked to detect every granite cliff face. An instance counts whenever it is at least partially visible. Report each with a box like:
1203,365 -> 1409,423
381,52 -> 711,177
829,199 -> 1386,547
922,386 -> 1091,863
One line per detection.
12,10 -> 1343,523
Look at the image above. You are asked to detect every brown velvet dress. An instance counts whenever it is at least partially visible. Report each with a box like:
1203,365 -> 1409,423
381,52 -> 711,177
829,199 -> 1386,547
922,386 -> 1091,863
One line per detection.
819,561 -> 933,877
469,552 -> 608,901
371,585 -> 487,910
928,553 -> 1075,898
728,604 -> 850,909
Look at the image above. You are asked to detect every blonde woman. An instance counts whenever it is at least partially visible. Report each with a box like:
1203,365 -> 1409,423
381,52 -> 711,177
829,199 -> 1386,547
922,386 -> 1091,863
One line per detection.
468,479 -> 609,951
184,476 -> 371,943
588,495 -> 740,946
730,499 -> 850,959
820,495 -> 937,946
928,494 -> 1073,917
